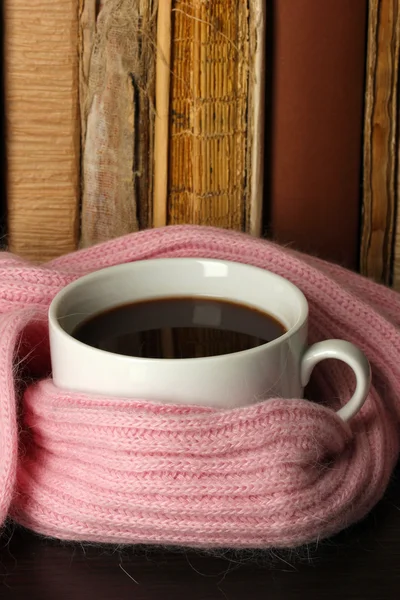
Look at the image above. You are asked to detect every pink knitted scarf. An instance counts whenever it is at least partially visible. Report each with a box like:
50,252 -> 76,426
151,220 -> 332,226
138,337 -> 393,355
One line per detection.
0,225 -> 399,549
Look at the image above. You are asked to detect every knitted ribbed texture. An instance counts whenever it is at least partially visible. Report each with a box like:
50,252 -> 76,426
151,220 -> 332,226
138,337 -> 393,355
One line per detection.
0,225 -> 399,548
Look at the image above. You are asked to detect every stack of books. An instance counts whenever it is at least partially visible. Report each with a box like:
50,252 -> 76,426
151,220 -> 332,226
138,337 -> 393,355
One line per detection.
5,0 -> 399,292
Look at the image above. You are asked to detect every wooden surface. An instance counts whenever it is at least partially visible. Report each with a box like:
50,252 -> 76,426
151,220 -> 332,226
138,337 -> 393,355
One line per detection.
361,0 -> 400,283
268,0 -> 367,269
5,0 -> 80,261
1,463 -> 400,599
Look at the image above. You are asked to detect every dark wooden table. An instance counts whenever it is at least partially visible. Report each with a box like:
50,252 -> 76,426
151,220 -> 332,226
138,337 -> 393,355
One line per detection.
1,465 -> 400,600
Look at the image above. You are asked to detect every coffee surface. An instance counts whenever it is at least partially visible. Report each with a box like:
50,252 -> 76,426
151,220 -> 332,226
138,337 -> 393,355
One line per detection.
72,297 -> 287,358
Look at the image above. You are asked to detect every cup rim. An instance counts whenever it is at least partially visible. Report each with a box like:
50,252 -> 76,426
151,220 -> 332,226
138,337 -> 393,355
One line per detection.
49,258 -> 309,363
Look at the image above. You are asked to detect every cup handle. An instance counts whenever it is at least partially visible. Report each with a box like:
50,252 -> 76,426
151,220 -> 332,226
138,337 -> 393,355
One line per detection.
300,340 -> 371,422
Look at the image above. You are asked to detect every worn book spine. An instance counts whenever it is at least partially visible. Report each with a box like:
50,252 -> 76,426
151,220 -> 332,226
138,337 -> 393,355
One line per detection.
5,0 -> 80,261
79,0 -> 157,247
163,0 -> 265,234
360,0 -> 400,285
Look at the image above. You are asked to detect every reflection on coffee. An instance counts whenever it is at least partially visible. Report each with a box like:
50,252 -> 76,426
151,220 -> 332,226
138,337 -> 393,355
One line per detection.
72,297 -> 287,359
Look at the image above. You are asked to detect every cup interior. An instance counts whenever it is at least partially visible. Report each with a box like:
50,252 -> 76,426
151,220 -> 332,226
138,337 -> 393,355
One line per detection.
50,258 -> 308,341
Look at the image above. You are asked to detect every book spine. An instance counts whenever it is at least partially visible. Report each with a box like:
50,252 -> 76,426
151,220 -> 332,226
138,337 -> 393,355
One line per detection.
248,0 -> 266,236
80,0 -> 157,247
268,0 -> 367,269
165,0 -> 263,232
361,0 -> 400,285
0,6 -> 6,245
5,0 -> 80,261
395,138 -> 400,289
153,0 -> 172,228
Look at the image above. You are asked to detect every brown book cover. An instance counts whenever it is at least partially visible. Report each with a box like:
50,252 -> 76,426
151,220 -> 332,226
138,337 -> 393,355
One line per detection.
267,0 -> 367,269
5,0 -> 80,262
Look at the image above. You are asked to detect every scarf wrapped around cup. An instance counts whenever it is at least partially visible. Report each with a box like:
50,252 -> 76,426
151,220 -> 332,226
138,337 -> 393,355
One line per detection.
0,226 -> 399,548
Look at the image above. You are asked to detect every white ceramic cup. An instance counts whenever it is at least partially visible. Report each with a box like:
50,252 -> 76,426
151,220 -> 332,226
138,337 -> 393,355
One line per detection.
49,258 -> 371,421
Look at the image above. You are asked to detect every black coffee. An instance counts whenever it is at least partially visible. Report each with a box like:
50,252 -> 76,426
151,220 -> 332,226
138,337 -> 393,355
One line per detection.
72,297 -> 287,359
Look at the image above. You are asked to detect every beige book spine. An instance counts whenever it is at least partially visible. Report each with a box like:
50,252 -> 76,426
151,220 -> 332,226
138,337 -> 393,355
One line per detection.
153,0 -> 172,228
248,0 -> 266,236
5,0 -> 80,261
